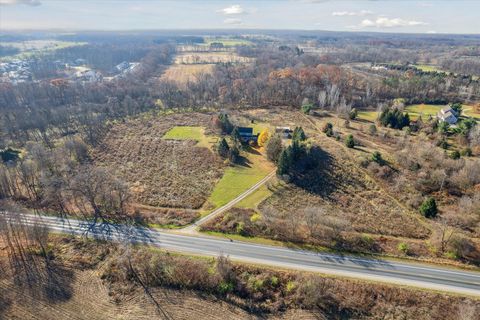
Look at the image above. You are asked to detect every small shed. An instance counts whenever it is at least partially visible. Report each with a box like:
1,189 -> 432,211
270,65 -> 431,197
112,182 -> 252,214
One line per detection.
275,127 -> 293,139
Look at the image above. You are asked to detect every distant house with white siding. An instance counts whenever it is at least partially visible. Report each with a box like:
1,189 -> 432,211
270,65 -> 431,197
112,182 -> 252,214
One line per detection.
437,106 -> 458,125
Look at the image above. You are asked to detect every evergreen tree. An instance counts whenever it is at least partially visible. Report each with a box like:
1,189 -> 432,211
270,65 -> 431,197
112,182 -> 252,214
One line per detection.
217,138 -> 230,158
419,198 -> 437,218
345,134 -> 355,148
229,144 -> 240,163
450,102 -> 463,115
218,114 -> 233,134
371,151 -> 384,165
231,126 -> 242,145
292,127 -> 306,142
277,148 -> 292,175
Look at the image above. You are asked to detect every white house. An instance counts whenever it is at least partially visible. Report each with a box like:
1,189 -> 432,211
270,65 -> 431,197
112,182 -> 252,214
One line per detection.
437,106 -> 458,125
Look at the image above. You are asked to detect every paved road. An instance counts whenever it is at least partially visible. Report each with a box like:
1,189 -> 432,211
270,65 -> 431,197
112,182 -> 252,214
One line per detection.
183,170 -> 276,232
16,213 -> 480,297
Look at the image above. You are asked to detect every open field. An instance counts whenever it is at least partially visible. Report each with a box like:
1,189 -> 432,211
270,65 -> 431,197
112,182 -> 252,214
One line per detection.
463,105 -> 480,119
406,104 -> 445,120
174,52 -> 253,64
160,63 -> 215,84
162,125 -> 217,148
94,113 -> 223,216
414,64 -> 445,73
206,147 -> 274,211
204,37 -> 254,47
357,110 -> 379,122
0,40 -> 86,61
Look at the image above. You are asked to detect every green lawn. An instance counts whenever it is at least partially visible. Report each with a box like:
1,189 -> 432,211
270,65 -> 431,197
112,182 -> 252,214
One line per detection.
405,104 -> 444,120
162,126 -> 216,148
236,183 -> 273,209
207,149 -> 274,210
414,64 -> 444,73
357,111 -> 379,122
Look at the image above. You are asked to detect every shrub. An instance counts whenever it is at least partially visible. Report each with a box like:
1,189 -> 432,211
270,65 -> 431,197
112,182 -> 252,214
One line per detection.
371,151 -> 384,165
236,221 -> 245,235
257,129 -> 270,147
266,134 -> 283,163
301,103 -> 313,114
460,147 -> 472,156
450,150 -> 461,160
322,122 -> 333,134
345,134 -> 355,148
438,121 -> 450,135
349,108 -> 358,120
368,124 -> 377,136
419,198 -> 437,218
286,281 -> 296,293
250,213 -> 261,223
398,242 -> 409,255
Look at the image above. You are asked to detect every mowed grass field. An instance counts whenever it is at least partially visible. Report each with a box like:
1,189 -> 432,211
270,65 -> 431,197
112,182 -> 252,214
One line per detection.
357,111 -> 379,122
206,148 -> 274,211
405,104 -> 444,120
162,126 -> 217,148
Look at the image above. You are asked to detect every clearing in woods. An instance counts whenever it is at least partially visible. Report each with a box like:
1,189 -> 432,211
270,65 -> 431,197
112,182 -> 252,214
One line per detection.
160,64 -> 215,84
162,126 -> 217,148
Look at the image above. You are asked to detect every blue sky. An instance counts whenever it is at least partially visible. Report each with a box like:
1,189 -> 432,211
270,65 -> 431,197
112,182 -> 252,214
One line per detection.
1,0 -> 479,34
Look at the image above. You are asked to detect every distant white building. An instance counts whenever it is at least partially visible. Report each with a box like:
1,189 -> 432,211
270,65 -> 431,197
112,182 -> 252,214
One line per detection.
437,106 -> 458,125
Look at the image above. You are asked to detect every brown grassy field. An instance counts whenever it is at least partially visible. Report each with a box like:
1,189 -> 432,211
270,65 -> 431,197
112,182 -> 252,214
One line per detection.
174,52 -> 253,64
94,113 -> 223,222
1,236 -> 478,320
161,63 -> 215,84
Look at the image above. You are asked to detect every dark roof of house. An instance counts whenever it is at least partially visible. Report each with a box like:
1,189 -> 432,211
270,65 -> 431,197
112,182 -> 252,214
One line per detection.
238,127 -> 254,135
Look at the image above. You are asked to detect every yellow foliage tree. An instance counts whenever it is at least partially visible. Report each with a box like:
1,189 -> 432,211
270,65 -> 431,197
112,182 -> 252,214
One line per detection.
257,129 -> 270,147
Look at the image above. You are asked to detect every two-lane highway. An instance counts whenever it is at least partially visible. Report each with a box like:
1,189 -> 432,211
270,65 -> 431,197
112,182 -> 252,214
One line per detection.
14,213 -> 480,297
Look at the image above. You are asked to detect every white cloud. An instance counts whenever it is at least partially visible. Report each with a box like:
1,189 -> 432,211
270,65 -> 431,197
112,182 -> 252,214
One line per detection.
223,18 -> 243,25
332,10 -> 373,17
218,4 -> 245,15
0,0 -> 41,5
360,17 -> 428,28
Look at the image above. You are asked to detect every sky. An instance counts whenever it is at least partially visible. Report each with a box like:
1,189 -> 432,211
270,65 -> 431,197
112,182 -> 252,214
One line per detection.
1,0 -> 479,34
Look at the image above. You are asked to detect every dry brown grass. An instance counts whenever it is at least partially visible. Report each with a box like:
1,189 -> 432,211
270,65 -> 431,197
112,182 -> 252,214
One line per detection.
94,113 -> 223,212
161,63 -> 215,85
174,52 -> 252,64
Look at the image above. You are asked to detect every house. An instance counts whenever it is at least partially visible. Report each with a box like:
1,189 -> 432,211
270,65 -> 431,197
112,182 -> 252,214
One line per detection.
437,106 -> 458,125
238,127 -> 258,143
275,126 -> 293,139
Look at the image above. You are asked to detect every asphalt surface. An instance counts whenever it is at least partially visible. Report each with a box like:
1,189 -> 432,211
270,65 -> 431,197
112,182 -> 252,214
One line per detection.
16,213 -> 480,297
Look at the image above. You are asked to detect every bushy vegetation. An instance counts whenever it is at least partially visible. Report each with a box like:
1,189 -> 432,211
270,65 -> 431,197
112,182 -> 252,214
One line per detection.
379,107 -> 410,129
